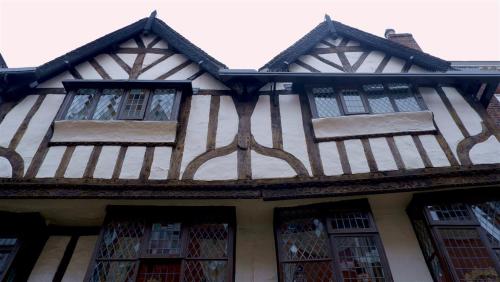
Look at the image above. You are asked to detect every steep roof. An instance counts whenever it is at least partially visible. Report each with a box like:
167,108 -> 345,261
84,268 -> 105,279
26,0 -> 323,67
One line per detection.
260,16 -> 451,72
0,53 -> 7,68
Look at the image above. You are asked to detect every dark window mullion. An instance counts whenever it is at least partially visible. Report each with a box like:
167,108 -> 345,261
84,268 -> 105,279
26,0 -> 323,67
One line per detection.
86,89 -> 102,120
116,89 -> 130,120
384,83 -> 400,113
57,91 -> 76,120
328,234 -> 344,282
179,222 -> 191,282
476,225 -> 500,276
431,226 -> 472,282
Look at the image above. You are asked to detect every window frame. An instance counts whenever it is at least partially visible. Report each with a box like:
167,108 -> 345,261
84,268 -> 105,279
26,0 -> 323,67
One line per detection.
84,206 -> 236,282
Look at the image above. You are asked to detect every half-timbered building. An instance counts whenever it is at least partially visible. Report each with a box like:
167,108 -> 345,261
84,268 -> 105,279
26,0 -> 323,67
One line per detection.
0,12 -> 499,282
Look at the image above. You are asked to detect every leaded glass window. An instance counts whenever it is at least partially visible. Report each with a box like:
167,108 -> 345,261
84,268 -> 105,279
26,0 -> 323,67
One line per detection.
92,89 -> 122,120
389,84 -> 422,112
147,89 -> 176,121
341,89 -> 367,114
0,238 -> 17,280
64,88 -> 97,120
120,89 -> 148,120
313,88 -> 342,118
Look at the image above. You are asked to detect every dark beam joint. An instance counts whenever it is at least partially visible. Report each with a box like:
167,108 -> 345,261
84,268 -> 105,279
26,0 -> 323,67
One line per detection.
324,14 -> 338,39
480,82 -> 499,108
143,10 -> 157,34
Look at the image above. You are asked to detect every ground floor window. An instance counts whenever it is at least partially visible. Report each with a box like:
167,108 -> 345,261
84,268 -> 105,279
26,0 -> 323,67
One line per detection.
86,206 -> 235,282
409,191 -> 500,282
274,200 -> 393,282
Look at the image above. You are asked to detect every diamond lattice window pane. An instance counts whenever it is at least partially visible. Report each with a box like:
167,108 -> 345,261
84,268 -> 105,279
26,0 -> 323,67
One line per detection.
183,260 -> 227,282
92,89 -> 122,120
187,224 -> 229,259
279,218 -> 330,261
97,220 -> 145,259
329,211 -> 372,230
64,89 -> 97,120
341,90 -> 366,114
147,223 -> 182,256
367,93 -> 394,114
121,89 -> 147,119
389,85 -> 421,112
313,87 -> 341,118
147,89 -> 176,121
472,201 -> 500,247
282,261 -> 335,282
90,261 -> 137,282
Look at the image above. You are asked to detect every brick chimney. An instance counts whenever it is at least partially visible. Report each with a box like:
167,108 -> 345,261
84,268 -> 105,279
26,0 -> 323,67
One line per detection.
384,29 -> 422,51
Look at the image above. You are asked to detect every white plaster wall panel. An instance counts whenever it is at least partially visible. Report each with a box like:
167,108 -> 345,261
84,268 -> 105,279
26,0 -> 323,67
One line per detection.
149,147 -> 172,180
442,86 -> 482,136
119,146 -> 146,179
394,135 -> 425,169
325,37 -> 343,46
64,146 -> 94,178
191,73 -> 230,90
259,82 -> 287,91
382,56 -> 405,73
346,40 -> 360,46
152,39 -> 168,49
116,53 -> 137,68
251,95 -> 273,148
344,139 -> 370,173
318,142 -> 343,176
216,96 -> 239,148
36,146 -> 66,178
94,54 -> 128,79
279,95 -> 312,175
28,236 -> 70,282
344,52 -> 363,66
289,63 -> 311,72
142,53 -> 164,68
141,34 -> 156,47
167,62 -> 200,80
139,54 -> 188,80
16,95 -> 65,174
180,95 -> 211,177
470,136 -> 500,164
194,151 -> 237,181
93,146 -> 120,179
251,150 -> 296,179
315,42 -> 330,48
298,55 -> 342,72
418,135 -> 450,167
318,53 -> 343,67
119,38 -> 138,48
37,71 -> 74,88
355,51 -> 385,73
74,61 -> 102,79
408,64 -> 427,73
0,157 -> 12,178
62,236 -> 98,282
0,95 -> 38,147
369,138 -> 398,171
419,87 -> 464,161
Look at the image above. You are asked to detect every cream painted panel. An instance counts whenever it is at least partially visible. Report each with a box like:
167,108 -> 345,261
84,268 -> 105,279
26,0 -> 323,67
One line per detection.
344,51 -> 363,65
382,57 -> 405,73
149,147 -> 172,180
93,146 -> 120,179
139,54 -> 188,79
94,54 -> 128,79
62,236 -> 98,282
194,151 -> 237,180
251,150 -> 296,179
442,87 -> 482,136
394,135 -> 425,169
369,138 -> 398,171
419,87 -> 463,161
0,95 -> 38,147
408,64 -> 427,73
344,139 -> 370,173
141,34 -> 156,47
119,38 -> 138,48
318,53 -> 343,67
119,146 -> 146,179
0,157 -> 12,178
318,142 -> 343,176
251,95 -> 273,148
116,53 -> 137,68
28,236 -> 70,282
419,135 -> 450,167
289,63 -> 311,72
167,63 -> 200,80
191,73 -> 231,90
36,146 -> 66,178
142,53 -> 164,68
298,55 -> 342,72
180,95 -> 211,177
470,136 -> 500,164
325,37 -> 343,46
279,95 -> 311,175
370,195 -> 434,282
16,95 -> 65,174
216,96 -> 239,148
37,71 -> 74,88
64,146 -> 94,178
75,61 -> 101,79
355,51 -> 385,73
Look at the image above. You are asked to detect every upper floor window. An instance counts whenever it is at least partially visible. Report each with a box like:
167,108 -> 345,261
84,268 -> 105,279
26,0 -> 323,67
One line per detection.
275,201 -> 393,282
308,83 -> 426,118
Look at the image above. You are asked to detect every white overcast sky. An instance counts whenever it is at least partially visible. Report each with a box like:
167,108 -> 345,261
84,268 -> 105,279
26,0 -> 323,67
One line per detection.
1,0 -> 499,69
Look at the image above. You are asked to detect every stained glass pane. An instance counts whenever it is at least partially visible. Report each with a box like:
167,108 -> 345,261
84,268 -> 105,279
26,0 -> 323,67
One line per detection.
147,89 -> 176,121
313,87 -> 341,118
472,201 -> 500,247
137,262 -> 181,282
334,236 -> 388,282
90,261 -> 137,282
92,89 -> 122,120
183,260 -> 227,282
121,89 -> 147,119
97,220 -> 144,259
278,218 -> 330,261
64,88 -> 97,120
187,224 -> 229,259
389,84 -> 421,112
282,261 -> 335,282
427,204 -> 472,222
439,228 -> 499,282
341,90 -> 366,114
147,223 -> 182,256
329,211 -> 371,230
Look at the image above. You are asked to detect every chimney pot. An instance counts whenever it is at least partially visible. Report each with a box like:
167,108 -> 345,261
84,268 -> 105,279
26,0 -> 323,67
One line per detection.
384,28 -> 395,38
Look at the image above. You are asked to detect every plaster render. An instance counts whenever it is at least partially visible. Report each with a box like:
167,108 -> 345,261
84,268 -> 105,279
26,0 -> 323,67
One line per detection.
325,37 -> 343,46
442,87 -> 482,136
470,136 -> 500,164
344,139 -> 370,173
167,62 -> 200,80
318,141 -> 343,175
152,39 -> 168,49
298,55 -> 341,72
51,120 -> 178,144
0,95 -> 38,147
369,138 -> 398,171
408,65 -> 427,73
215,96 -> 239,148
418,135 -> 450,167
64,146 -> 94,178
93,54 -> 128,79
382,57 -> 405,73
312,111 -> 436,140
138,54 -> 188,80
149,146 -> 172,180
36,146 -> 66,178
345,51 -> 363,66
28,236 -> 70,282
119,38 -> 138,48
394,135 -> 425,169
119,146 -> 146,179
355,51 -> 385,73
142,53 -> 164,68
116,53 -> 136,68
194,151 -> 238,181
191,73 -> 231,90
289,63 -> 311,72
61,236 -> 98,282
37,71 -> 74,88
346,40 -> 360,46
279,94 -> 311,175
251,150 -> 296,179
93,146 -> 120,179
0,157 -> 12,178
74,61 -> 101,79
141,34 -> 156,47
251,95 -> 273,148
318,53 -> 343,69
